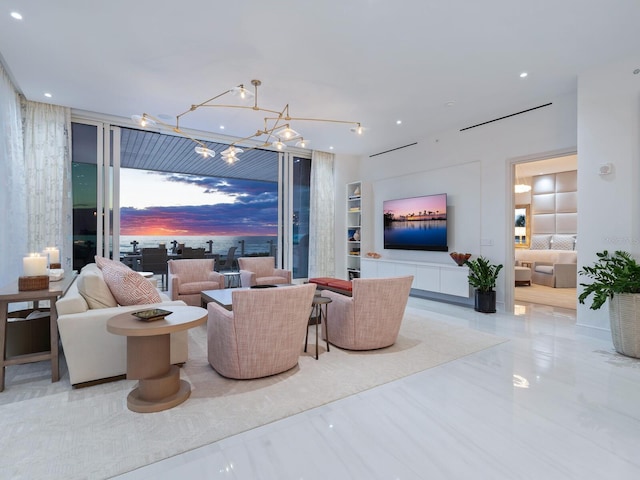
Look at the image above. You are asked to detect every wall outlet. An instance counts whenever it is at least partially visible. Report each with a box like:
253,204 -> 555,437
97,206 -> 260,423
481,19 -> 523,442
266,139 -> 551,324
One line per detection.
480,238 -> 494,246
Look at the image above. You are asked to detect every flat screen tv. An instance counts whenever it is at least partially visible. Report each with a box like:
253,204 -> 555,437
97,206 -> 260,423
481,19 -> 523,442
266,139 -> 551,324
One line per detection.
383,193 -> 448,251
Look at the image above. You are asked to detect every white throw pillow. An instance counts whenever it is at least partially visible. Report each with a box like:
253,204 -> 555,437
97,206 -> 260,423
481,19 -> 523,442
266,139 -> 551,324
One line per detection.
77,269 -> 118,309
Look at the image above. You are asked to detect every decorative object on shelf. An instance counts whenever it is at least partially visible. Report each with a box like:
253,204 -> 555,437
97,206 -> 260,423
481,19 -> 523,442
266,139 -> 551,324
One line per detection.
578,250 -> 640,358
353,229 -> 360,241
133,79 -> 364,164
353,185 -> 361,197
464,256 -> 503,313
19,253 -> 50,291
449,252 -> 472,266
366,252 -> 381,259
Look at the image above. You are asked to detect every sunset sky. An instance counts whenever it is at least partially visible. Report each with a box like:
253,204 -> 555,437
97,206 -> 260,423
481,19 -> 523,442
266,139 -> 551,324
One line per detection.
383,194 -> 447,217
119,169 -> 278,236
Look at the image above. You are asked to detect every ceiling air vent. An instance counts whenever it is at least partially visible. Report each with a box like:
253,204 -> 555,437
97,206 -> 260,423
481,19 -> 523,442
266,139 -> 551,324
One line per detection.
460,103 -> 552,131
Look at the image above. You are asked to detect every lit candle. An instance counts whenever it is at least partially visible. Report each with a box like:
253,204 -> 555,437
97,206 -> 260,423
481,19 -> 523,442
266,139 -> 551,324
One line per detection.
23,253 -> 48,276
44,247 -> 60,264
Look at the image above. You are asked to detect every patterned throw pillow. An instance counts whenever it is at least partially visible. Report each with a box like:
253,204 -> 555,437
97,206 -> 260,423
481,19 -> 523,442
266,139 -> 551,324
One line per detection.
530,235 -> 551,250
101,263 -> 161,306
95,255 -> 130,271
551,234 -> 576,250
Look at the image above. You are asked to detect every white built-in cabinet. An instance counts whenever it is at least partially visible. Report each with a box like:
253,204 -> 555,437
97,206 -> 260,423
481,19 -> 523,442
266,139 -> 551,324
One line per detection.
360,258 -> 471,298
346,181 -> 362,279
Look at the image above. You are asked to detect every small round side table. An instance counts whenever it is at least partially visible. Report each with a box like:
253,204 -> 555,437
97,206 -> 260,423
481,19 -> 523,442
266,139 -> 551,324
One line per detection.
305,295 -> 331,360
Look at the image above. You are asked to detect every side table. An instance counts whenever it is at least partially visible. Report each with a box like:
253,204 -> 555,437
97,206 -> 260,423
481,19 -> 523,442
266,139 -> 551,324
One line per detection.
107,306 -> 206,413
0,274 -> 75,392
305,295 -> 331,360
222,271 -> 241,288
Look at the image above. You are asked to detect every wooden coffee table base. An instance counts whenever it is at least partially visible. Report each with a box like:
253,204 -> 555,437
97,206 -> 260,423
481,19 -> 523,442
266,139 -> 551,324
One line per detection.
125,334 -> 189,413
127,366 -> 191,413
107,306 -> 207,413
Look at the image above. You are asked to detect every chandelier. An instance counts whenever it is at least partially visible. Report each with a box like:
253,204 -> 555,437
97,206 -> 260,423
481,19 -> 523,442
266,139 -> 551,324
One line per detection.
132,79 -> 364,163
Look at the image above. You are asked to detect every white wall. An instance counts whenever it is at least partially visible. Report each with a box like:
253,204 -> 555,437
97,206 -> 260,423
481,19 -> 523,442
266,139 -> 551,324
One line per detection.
576,56 -> 640,337
335,91 -> 578,310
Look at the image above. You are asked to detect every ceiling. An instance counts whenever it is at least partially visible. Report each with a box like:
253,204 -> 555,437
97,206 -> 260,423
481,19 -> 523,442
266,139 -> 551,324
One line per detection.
1,1 -> 640,158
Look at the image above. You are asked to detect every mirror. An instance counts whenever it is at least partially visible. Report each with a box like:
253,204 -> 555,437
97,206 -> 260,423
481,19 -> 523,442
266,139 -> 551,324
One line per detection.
514,204 -> 530,248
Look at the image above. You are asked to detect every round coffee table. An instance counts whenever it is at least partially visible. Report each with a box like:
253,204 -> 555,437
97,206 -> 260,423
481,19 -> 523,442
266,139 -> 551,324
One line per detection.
107,306 -> 206,413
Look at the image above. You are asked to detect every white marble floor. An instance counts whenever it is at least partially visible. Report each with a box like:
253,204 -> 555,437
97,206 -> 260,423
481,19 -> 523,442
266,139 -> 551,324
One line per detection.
114,298 -> 640,480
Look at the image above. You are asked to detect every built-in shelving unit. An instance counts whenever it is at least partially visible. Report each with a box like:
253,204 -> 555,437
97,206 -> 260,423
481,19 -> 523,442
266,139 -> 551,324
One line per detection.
347,181 -> 362,279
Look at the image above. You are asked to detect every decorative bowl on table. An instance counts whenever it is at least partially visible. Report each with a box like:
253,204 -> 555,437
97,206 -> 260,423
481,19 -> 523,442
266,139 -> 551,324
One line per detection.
450,252 -> 472,266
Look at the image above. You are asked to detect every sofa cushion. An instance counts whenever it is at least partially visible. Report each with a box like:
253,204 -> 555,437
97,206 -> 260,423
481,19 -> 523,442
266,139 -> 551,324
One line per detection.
77,269 -> 118,309
530,235 -> 551,250
101,264 -> 162,306
308,277 -> 334,286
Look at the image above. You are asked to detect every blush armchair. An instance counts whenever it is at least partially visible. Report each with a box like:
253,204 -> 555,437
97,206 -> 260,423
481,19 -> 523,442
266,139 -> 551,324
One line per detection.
321,275 -> 413,350
207,283 -> 316,379
168,259 -> 225,306
238,256 -> 291,287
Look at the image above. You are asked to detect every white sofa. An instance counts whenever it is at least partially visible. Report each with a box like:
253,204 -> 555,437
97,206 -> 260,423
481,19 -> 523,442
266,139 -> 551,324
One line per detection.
56,264 -> 188,386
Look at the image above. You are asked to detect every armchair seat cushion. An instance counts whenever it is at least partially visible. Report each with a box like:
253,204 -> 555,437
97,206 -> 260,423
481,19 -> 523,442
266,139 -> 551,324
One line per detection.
179,281 -> 222,295
535,265 -> 554,274
256,276 -> 289,285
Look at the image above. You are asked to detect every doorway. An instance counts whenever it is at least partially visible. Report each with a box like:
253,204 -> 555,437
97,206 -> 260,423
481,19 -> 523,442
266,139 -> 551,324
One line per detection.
512,154 -> 578,311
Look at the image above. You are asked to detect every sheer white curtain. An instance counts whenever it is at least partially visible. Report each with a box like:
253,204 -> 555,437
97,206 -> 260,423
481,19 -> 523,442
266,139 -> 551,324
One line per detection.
308,150 -> 335,278
0,63 -> 27,286
23,102 -> 72,270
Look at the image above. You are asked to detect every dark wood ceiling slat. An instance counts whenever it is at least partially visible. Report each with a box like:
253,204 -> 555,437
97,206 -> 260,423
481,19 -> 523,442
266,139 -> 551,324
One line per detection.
119,127 -> 278,182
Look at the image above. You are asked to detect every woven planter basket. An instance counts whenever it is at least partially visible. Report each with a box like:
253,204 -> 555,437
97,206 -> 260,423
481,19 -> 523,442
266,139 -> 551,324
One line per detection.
609,293 -> 640,358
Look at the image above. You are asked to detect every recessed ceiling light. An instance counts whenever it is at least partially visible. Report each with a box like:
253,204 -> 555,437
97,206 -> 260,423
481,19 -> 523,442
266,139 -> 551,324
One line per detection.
520,72 -> 528,78
329,146 -> 334,150
44,93 -> 52,98
445,101 -> 455,107
396,120 -> 402,125
219,125 -> 225,130
10,12 -> 23,20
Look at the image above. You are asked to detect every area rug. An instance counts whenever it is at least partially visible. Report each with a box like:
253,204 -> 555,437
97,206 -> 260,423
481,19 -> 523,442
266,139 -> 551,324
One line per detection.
0,312 -> 506,479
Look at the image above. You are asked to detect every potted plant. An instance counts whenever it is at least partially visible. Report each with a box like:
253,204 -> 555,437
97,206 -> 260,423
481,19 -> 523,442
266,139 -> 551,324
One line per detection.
464,256 -> 503,313
578,250 -> 640,358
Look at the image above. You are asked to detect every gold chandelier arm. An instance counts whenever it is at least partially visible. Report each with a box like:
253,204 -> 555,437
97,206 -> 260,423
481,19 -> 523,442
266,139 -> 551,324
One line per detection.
266,115 -> 361,127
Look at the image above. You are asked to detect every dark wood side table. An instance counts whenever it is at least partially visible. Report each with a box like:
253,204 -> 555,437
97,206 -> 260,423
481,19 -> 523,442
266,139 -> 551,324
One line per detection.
305,295 -> 332,360
0,274 -> 75,392
107,306 -> 206,413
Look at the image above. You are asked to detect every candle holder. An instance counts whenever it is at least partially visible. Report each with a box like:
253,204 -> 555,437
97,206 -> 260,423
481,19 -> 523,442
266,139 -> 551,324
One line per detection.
18,275 -> 50,291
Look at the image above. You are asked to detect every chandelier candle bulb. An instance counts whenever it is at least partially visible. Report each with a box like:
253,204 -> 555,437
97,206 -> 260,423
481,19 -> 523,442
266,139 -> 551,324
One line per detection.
23,254 -> 48,276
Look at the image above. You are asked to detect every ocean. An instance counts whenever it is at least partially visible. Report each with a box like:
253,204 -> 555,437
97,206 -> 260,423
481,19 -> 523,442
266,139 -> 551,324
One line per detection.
119,235 -> 277,256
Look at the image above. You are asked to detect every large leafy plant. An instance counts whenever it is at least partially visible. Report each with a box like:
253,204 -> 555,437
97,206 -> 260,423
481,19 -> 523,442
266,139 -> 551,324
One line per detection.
578,250 -> 640,310
464,256 -> 503,293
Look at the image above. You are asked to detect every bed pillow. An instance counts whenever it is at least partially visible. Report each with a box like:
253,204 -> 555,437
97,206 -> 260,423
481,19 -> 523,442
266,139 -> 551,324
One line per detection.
101,264 -> 161,306
530,235 -> 551,250
551,234 -> 576,251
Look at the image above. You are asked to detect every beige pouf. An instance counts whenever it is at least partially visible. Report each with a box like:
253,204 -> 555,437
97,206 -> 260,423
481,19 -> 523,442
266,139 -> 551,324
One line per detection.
515,266 -> 532,286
